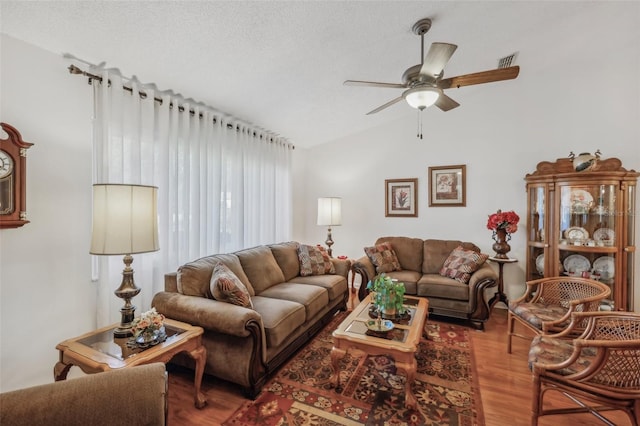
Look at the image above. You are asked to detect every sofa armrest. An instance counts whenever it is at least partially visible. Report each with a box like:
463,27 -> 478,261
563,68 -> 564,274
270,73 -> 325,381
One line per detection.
352,255 -> 376,300
0,363 -> 167,426
164,272 -> 178,292
330,257 -> 351,278
152,291 -> 262,337
466,263 -> 498,323
468,263 -> 498,288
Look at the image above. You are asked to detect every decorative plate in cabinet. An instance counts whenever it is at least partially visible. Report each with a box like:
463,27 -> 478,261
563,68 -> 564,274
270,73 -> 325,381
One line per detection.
593,228 -> 615,244
593,256 -> 615,280
564,226 -> 589,241
563,254 -> 591,274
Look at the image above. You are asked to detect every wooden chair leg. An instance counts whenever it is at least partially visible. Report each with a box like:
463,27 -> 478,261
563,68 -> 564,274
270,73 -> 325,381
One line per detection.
507,310 -> 515,354
531,374 -> 541,426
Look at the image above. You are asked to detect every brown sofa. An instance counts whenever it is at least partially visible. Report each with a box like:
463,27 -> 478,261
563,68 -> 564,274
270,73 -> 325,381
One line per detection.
353,237 -> 498,330
0,363 -> 167,426
151,242 -> 349,398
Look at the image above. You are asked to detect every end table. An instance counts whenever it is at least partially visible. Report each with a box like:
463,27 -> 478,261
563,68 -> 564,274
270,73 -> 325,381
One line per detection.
488,257 -> 518,309
54,317 -> 207,409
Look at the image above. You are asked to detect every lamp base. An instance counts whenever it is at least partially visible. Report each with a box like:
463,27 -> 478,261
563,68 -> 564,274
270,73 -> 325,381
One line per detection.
113,304 -> 136,337
113,254 -> 141,337
325,227 -> 334,258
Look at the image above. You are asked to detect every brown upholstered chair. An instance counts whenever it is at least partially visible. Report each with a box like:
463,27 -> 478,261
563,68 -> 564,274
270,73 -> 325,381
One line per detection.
507,277 -> 611,353
0,363 -> 168,426
528,311 -> 640,426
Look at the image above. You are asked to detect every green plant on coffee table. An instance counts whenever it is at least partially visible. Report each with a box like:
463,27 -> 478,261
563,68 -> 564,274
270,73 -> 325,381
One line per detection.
367,273 -> 406,316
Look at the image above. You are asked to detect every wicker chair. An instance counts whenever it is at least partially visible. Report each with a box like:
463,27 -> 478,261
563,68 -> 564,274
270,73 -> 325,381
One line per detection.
529,311 -> 640,426
507,277 -> 611,353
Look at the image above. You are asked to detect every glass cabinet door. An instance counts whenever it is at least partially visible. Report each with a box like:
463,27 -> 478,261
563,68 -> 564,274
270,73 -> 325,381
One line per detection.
624,184 -> 636,310
527,184 -> 548,280
557,183 -> 617,309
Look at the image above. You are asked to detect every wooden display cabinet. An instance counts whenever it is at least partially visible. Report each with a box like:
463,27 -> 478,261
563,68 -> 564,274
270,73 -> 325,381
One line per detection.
525,156 -> 638,311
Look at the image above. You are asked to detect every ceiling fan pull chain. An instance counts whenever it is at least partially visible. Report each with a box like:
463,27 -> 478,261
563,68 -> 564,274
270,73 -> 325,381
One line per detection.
417,110 -> 423,139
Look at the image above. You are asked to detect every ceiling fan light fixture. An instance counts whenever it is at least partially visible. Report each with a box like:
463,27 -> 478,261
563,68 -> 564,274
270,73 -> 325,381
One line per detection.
404,87 -> 440,110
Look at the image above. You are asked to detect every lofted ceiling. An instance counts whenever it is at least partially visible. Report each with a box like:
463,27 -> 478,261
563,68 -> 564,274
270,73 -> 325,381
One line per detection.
0,1 -> 627,148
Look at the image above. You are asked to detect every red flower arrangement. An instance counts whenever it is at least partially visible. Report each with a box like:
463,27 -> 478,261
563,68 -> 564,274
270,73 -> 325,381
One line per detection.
487,210 -> 520,234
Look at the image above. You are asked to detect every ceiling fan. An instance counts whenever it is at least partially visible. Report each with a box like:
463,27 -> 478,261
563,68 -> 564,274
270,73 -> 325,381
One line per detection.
344,18 -> 520,115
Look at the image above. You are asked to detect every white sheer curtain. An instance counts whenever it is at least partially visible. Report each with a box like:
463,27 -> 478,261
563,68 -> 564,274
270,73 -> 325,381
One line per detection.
92,70 -> 293,327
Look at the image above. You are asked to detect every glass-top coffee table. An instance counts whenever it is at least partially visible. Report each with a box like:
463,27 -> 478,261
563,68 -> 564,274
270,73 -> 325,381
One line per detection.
331,293 -> 429,409
54,318 -> 207,408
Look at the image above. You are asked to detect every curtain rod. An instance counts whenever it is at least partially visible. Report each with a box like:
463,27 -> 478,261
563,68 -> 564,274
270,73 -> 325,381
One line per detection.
68,65 -> 294,148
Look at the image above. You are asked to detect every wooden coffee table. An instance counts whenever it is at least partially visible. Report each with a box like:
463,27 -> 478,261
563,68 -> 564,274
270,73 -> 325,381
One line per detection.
54,318 -> 207,408
331,294 -> 429,409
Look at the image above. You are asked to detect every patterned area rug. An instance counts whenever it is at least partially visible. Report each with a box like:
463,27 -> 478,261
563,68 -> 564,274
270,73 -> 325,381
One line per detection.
223,311 -> 484,426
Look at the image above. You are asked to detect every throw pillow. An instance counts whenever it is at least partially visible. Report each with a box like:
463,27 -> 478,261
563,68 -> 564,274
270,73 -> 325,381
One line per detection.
210,263 -> 253,308
364,242 -> 402,274
439,246 -> 489,284
297,244 -> 336,276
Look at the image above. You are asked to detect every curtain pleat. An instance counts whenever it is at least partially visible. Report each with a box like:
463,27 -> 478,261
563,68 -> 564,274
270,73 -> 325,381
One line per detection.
91,70 -> 293,327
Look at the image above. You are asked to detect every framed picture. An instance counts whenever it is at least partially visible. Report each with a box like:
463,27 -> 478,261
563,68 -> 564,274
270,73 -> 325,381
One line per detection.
385,178 -> 418,217
428,165 -> 466,207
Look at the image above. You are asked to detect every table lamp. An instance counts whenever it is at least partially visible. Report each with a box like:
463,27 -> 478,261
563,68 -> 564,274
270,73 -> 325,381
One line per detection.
90,184 -> 159,337
317,197 -> 341,257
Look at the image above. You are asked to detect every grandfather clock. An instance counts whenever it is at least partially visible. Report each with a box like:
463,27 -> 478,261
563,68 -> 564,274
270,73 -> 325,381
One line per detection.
0,123 -> 34,228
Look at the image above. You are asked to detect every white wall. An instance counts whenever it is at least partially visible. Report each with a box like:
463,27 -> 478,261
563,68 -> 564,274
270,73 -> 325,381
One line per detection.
296,5 -> 640,306
0,35 -> 96,391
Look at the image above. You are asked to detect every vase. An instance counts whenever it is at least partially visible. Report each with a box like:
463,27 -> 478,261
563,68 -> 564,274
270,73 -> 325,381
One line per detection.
492,228 -> 511,259
136,327 -> 163,345
382,305 -> 397,318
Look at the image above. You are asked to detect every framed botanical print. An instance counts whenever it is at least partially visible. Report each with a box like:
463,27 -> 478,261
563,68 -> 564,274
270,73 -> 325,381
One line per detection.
428,165 -> 466,207
385,178 -> 418,217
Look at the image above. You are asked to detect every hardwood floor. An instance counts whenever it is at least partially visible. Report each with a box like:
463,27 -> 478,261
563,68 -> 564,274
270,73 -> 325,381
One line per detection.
166,295 -> 631,425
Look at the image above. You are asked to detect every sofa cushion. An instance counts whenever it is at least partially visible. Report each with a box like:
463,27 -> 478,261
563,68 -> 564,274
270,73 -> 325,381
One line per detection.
210,263 -> 253,308
258,283 -> 328,321
297,244 -> 335,276
417,274 -> 470,301
423,239 -> 480,274
439,246 -> 489,284
375,237 -> 424,272
269,241 -> 301,281
251,296 -> 306,348
177,253 -> 254,297
382,270 -> 422,295
236,246 -> 286,293
364,242 -> 402,274
287,274 -> 348,301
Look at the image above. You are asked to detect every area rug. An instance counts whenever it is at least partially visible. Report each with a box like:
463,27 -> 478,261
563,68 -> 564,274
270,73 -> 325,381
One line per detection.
223,312 -> 484,426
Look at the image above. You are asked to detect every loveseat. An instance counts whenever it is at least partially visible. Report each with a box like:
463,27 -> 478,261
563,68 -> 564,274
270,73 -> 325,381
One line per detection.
0,363 -> 167,426
151,242 -> 349,398
353,237 -> 498,330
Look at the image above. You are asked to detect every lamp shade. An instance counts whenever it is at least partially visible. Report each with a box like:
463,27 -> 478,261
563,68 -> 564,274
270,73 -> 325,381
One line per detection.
90,184 -> 159,255
404,86 -> 440,110
317,197 -> 342,226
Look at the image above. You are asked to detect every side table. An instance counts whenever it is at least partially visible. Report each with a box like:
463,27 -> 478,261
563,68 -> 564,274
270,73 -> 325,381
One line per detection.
54,317 -> 207,409
488,257 -> 518,309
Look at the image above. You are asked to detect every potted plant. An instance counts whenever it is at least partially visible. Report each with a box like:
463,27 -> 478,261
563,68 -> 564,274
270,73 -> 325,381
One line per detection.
367,273 -> 406,317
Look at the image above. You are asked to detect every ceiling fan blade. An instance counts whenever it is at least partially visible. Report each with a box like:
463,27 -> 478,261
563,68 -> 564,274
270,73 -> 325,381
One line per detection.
420,42 -> 458,78
435,93 -> 460,111
344,80 -> 406,89
366,96 -> 404,115
439,66 -> 520,89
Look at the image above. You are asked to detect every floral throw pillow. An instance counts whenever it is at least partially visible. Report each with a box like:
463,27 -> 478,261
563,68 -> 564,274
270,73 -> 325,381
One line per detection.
364,242 -> 402,274
439,246 -> 489,284
210,263 -> 253,308
297,244 -> 336,276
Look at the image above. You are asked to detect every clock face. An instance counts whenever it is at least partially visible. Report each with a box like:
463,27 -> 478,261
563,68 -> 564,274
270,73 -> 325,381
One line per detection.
0,150 -> 13,179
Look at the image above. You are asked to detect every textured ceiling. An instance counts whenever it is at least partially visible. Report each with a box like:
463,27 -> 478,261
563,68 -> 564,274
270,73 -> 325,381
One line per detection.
0,1 -> 626,148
